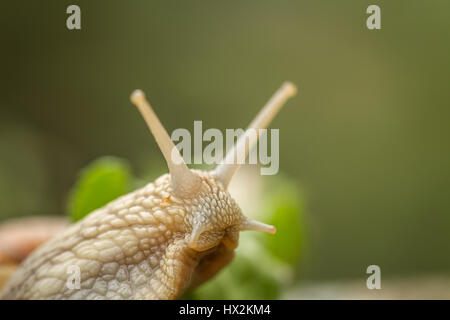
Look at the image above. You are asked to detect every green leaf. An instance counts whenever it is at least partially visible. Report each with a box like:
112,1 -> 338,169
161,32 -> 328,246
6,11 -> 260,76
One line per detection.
67,156 -> 132,222
263,177 -> 304,266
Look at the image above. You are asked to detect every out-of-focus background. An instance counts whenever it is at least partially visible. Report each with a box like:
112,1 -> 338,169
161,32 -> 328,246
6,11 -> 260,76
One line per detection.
1,1 -> 450,298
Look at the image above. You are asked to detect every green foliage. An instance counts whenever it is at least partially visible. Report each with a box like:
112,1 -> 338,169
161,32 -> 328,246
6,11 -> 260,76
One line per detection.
67,157 -> 132,222
263,178 -> 304,266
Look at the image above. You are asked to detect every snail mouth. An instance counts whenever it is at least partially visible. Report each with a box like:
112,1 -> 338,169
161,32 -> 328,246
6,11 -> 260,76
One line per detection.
188,234 -> 236,252
221,235 -> 238,251
187,239 -> 200,250
188,241 -> 218,252
187,227 -> 227,252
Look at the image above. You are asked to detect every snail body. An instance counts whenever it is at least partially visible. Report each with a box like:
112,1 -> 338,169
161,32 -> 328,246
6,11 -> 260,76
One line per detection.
1,82 -> 297,299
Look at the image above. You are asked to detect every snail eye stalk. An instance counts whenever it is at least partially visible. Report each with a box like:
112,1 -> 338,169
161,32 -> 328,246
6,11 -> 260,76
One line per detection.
214,82 -> 297,188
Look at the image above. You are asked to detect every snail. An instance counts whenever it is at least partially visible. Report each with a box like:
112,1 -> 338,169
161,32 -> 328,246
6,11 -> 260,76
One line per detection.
0,82 -> 297,299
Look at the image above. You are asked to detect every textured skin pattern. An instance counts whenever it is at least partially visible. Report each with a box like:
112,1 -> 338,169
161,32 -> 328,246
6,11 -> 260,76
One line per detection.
1,171 -> 243,299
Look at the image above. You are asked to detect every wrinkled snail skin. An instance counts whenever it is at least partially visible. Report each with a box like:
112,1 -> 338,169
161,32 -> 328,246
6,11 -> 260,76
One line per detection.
1,172 -> 242,299
1,82 -> 296,300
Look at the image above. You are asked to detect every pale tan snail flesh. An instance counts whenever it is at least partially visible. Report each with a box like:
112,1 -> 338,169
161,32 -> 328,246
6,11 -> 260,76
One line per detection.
1,82 -> 297,299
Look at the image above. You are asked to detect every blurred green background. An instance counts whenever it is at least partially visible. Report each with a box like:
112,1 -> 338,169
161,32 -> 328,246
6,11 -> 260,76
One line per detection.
1,0 -> 450,292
